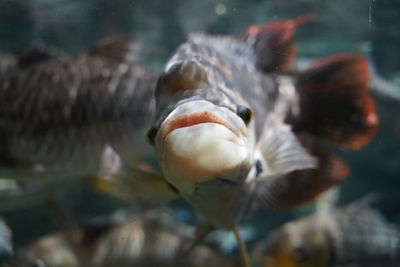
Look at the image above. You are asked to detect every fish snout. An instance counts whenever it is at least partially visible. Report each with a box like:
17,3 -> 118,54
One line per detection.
155,100 -> 252,191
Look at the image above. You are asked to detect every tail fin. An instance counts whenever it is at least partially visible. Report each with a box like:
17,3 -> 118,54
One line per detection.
243,14 -> 315,73
293,54 -> 378,150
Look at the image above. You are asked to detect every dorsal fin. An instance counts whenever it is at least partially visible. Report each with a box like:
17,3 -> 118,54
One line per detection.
17,45 -> 64,68
244,14 -> 315,73
293,54 -> 378,150
88,37 -> 142,63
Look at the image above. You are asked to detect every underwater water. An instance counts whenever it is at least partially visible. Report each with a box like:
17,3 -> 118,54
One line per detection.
0,0 -> 399,266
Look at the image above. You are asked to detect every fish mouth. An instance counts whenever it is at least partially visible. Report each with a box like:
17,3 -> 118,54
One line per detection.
161,111 -> 239,140
156,100 -> 251,185
159,100 -> 248,140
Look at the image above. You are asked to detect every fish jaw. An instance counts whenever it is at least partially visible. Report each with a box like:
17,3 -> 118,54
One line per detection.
155,100 -> 253,194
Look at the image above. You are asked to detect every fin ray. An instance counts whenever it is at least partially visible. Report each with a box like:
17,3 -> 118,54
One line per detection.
293,54 -> 378,149
257,115 -> 317,176
244,14 -> 315,73
254,136 -> 349,211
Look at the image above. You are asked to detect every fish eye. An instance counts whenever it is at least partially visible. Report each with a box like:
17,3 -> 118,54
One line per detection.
236,105 -> 253,125
146,126 -> 158,145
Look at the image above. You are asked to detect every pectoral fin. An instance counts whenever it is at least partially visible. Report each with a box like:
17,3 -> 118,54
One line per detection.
89,147 -> 178,203
254,134 -> 349,211
257,115 -> 317,176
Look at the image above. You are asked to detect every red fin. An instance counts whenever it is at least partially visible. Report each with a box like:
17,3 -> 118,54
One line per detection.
256,136 -> 349,212
294,54 -> 378,150
244,14 -> 315,73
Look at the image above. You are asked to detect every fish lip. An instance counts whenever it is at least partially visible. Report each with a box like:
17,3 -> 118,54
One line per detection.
160,111 -> 240,140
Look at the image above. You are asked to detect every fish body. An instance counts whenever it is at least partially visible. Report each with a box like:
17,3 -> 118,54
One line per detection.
150,17 -> 377,228
0,53 -> 16,76
254,196 -> 400,267
6,213 -> 238,267
0,39 -> 157,181
0,218 -> 13,257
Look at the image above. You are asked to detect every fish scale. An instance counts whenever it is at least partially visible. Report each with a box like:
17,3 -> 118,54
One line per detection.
327,202 -> 400,264
255,196 -> 400,267
0,53 -> 158,178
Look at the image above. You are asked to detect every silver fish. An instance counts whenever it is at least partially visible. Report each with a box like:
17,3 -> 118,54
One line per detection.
0,38 -> 156,178
0,38 -> 179,205
0,53 -> 16,75
5,212 -> 238,267
0,218 -> 13,257
253,195 -> 400,267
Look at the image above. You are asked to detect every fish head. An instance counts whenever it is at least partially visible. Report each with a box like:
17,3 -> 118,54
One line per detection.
147,60 -> 259,227
154,99 -> 255,192
254,218 -> 329,267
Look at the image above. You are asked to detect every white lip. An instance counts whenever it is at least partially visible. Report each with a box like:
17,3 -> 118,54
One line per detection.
156,100 -> 251,185
160,100 -> 248,140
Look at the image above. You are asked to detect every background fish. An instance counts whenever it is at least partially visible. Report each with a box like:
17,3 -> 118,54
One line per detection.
253,195 -> 400,267
5,211 -> 238,267
0,218 -> 13,259
0,53 -> 16,75
0,38 -> 157,180
0,38 -> 181,207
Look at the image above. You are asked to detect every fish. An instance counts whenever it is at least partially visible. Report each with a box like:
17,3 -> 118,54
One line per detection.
5,211 -> 238,267
0,38 -> 178,204
0,53 -> 16,75
148,15 -> 377,230
0,16 -> 378,266
144,16 -> 378,266
252,195 -> 400,267
0,217 -> 13,258
0,38 -> 155,177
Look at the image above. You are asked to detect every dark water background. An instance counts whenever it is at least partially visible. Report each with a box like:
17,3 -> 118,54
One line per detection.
0,0 -> 399,261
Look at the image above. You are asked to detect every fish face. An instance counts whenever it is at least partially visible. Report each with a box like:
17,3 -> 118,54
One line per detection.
154,99 -> 255,196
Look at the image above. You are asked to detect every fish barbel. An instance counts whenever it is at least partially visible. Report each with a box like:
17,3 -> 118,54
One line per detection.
253,195 -> 400,267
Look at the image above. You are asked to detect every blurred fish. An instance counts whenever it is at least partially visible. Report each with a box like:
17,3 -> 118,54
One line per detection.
0,38 -> 178,204
253,195 -> 400,267
149,15 -> 377,230
5,212 -> 238,267
0,37 -> 155,177
0,218 -> 13,257
0,53 -> 16,75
